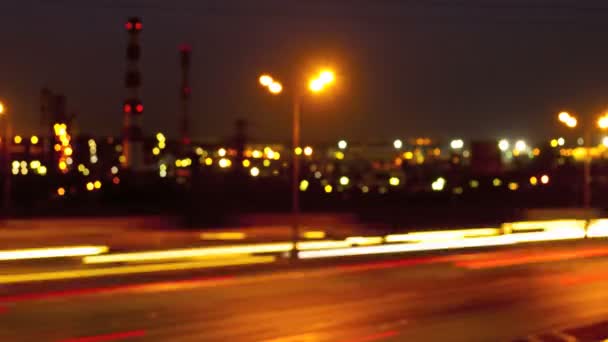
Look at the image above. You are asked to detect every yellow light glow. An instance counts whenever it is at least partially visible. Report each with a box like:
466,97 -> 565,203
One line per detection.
469,179 -> 479,188
242,159 -> 251,167
335,151 -> 345,160
156,132 -> 166,142
550,139 -> 558,148
508,182 -> 519,191
338,140 -> 347,149
250,166 -> 260,177
152,147 -> 160,155
319,70 -> 335,84
324,184 -> 333,193
0,102 -> 4,114
54,144 -> 61,152
0,245 -> 108,261
204,157 -> 213,165
175,159 -> 183,167
403,151 -> 413,160
63,147 -> 73,156
252,150 -> 263,158
58,161 -> 67,170
294,147 -> 303,155
13,135 -> 21,144
29,160 -> 41,169
300,179 -> 310,191
389,177 -> 400,186
38,166 -> 47,175
530,176 -> 538,186
565,116 -> 577,128
386,228 -> 501,243
309,78 -> 324,93
558,111 -> 570,122
200,232 -> 246,240
587,219 -> 608,238
86,182 -> 94,191
303,146 -> 313,156
339,176 -> 349,186
30,136 -> 39,144
57,187 -> 66,196
301,231 -> 326,239
259,74 -> 273,87
599,115 -> 608,129
269,82 -> 283,94
263,159 -> 271,167
219,158 -> 232,168
345,236 -> 384,246
158,141 -> 166,149
119,155 -> 126,164
218,148 -> 227,157
1,256 -> 275,284
94,180 -> 102,189
84,243 -> 293,264
540,174 -> 549,184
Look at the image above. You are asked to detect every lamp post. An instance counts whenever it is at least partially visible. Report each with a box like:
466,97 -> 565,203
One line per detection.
0,102 -> 9,215
258,69 -> 336,259
557,111 -> 608,208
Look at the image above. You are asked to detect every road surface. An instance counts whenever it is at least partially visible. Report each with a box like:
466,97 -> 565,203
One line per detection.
1,241 -> 608,341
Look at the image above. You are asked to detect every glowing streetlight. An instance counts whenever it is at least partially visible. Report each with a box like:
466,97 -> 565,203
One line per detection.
269,82 -> 283,94
599,114 -> 608,129
308,78 -> 324,93
0,102 -> 4,115
393,139 -> 403,149
338,140 -> 347,150
450,139 -> 464,150
319,70 -> 335,84
514,140 -> 527,153
259,75 -> 273,87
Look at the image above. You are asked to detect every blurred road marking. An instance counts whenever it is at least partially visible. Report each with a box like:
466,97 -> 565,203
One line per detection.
0,245 -> 108,261
83,243 -> 292,264
200,232 -> 246,240
59,329 -> 146,342
385,228 -> 500,243
0,256 -> 275,284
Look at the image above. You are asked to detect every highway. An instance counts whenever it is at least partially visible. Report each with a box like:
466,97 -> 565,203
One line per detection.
2,240 -> 608,341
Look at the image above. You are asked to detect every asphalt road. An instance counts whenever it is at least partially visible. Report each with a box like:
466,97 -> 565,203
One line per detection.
2,241 -> 608,341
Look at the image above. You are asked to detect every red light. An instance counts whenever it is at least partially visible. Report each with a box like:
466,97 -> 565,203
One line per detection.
123,104 -> 132,113
125,22 -> 133,30
112,176 -> 120,185
135,104 -> 143,113
135,22 -> 142,30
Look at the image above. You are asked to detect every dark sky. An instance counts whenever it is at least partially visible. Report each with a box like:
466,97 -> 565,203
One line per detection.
3,0 -> 608,144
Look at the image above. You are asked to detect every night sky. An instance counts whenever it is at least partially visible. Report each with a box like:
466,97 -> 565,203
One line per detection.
3,0 -> 608,144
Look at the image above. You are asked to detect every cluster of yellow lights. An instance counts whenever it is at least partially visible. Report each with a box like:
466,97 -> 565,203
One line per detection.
85,180 -> 102,191
259,74 -> 283,94
218,158 -> 232,168
175,158 -> 192,168
558,111 -> 577,128
308,70 -> 336,93
11,160 -> 46,176
53,123 -> 72,173
155,133 -> 167,154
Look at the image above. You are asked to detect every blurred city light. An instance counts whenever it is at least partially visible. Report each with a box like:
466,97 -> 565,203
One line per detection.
514,140 -> 527,153
156,132 -> 165,142
598,114 -> 608,129
242,159 -> 251,167
0,245 -> 108,261
498,139 -> 509,152
309,78 -> 324,93
218,148 -> 227,157
263,159 -> 270,167
250,167 -> 260,177
431,177 -> 446,191
294,147 -> 303,155
558,137 -> 565,146
530,176 -> 538,186
393,139 -> 403,149
450,139 -> 464,149
319,70 -> 335,84
508,182 -> 519,191
469,180 -> 479,188
335,151 -> 345,160
558,111 -> 570,122
269,82 -> 283,94
13,135 -> 21,144
541,174 -> 550,184
152,147 -> 160,155
324,184 -> 333,193
30,136 -> 39,144
361,185 -> 369,193
204,157 -> 213,166
339,176 -> 350,186
550,139 -> 558,148
300,179 -> 310,191
111,166 -> 118,174
94,180 -> 102,189
303,146 -> 313,156
86,182 -> 94,191
218,158 -> 232,168
338,140 -> 347,149
57,187 -> 66,196
259,74 -> 273,87
389,177 -> 400,186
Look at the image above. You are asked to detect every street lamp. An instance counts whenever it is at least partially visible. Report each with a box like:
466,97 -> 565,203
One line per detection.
0,101 -> 9,215
557,110 -> 608,208
259,68 -> 336,259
